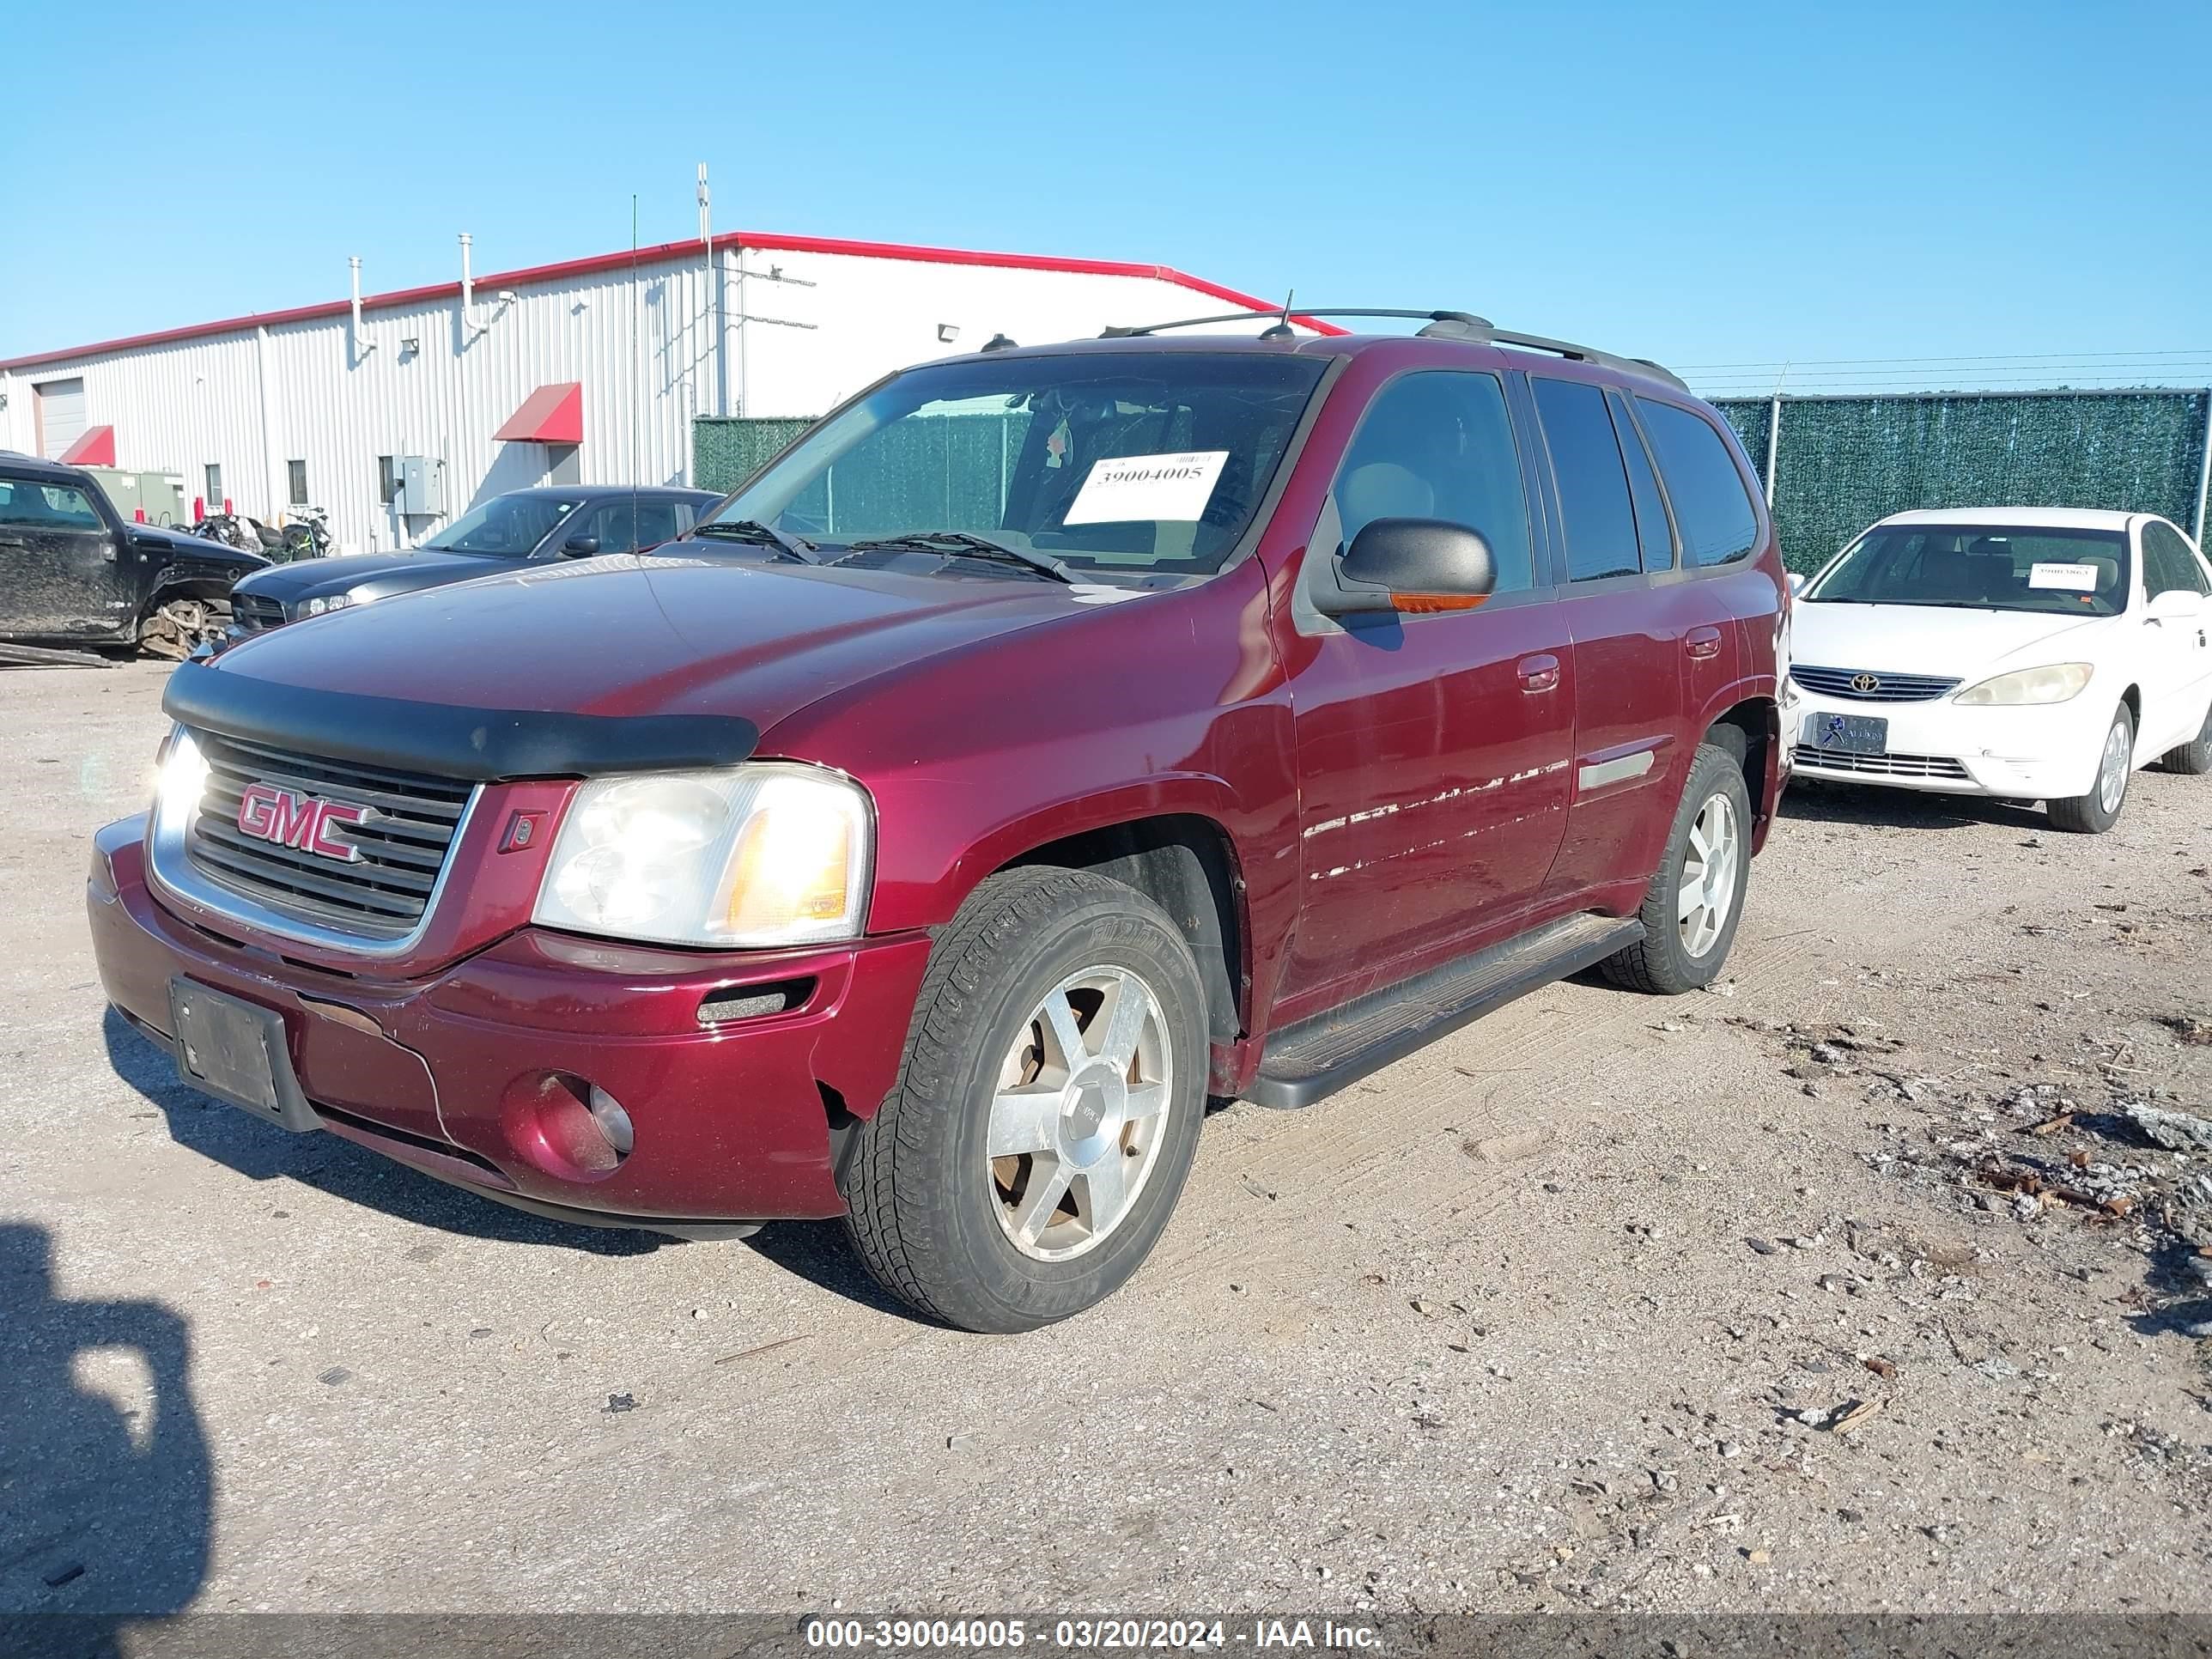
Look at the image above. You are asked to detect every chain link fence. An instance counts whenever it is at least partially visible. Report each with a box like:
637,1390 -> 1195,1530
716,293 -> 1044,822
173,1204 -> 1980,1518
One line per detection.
1714,390 -> 2212,573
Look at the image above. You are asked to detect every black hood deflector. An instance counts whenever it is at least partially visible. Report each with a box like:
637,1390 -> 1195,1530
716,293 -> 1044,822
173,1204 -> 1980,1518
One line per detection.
163,659 -> 760,781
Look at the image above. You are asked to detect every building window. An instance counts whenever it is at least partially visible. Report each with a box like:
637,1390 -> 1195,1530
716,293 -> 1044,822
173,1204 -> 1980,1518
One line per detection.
378,456 -> 398,506
204,464 -> 222,510
288,459 -> 309,507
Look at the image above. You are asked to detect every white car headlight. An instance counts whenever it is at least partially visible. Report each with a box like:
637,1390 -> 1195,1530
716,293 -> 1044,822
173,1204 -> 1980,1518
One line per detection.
532,763 -> 872,948
1953,663 -> 2094,707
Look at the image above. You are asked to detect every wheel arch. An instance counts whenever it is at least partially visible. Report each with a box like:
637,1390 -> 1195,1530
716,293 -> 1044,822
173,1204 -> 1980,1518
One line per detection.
1703,695 -> 1781,847
141,570 -> 234,618
997,812 -> 1248,1058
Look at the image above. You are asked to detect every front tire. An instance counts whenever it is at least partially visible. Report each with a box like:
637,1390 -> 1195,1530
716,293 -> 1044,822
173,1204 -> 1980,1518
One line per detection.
842,868 -> 1209,1333
1602,741 -> 1753,995
2160,700 -> 2212,776
2050,705 -> 2135,833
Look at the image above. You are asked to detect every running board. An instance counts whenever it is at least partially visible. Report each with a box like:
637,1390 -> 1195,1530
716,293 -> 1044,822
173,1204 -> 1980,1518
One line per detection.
1245,913 -> 1643,1109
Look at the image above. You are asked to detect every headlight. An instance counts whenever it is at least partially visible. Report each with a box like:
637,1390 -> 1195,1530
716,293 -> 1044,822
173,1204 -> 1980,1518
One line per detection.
532,764 -> 872,948
298,592 -> 370,618
1953,663 -> 2094,707
155,726 -> 209,818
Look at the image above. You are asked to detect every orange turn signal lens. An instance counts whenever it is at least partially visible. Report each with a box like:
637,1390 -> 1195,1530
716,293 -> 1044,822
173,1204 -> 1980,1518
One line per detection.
1395,592 -> 1490,614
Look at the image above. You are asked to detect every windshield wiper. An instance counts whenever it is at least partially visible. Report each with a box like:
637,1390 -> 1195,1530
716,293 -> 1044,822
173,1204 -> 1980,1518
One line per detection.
845,530 -> 1076,584
690,520 -> 821,563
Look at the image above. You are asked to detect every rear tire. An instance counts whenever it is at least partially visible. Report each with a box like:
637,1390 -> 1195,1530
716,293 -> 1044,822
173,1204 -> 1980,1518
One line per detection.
1601,741 -> 1753,995
2050,705 -> 2135,833
2160,701 -> 2212,776
841,868 -> 1208,1333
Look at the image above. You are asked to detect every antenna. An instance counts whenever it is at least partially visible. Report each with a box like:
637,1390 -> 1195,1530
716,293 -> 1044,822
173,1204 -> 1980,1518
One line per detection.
1258,289 -> 1297,342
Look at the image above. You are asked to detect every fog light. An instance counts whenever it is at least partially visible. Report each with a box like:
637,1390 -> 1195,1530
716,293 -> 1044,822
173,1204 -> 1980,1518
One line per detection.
587,1085 -> 635,1158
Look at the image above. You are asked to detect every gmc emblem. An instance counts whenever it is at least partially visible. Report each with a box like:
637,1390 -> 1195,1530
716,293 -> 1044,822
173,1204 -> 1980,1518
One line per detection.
235,781 -> 370,863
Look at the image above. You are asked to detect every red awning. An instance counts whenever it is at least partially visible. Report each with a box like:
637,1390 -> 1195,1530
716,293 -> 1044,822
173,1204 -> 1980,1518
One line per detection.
58,425 -> 116,467
494,383 -> 583,445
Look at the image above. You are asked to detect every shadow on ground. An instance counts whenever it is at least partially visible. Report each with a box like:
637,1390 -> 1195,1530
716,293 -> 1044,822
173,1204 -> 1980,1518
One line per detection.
101,1009 -> 659,1258
100,1012 -> 954,1320
0,1222 -> 210,1652
1779,777 -> 2053,834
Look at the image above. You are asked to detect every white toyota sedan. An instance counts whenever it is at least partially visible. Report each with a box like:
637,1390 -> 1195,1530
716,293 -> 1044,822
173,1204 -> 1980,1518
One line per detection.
1788,507 -> 2212,831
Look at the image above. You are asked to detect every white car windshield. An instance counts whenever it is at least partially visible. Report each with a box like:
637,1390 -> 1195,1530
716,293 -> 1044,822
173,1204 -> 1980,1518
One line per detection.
1806,526 -> 2130,618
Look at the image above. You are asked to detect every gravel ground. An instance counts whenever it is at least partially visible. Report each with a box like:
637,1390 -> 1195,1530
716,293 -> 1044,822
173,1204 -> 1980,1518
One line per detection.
3,660 -> 2209,1617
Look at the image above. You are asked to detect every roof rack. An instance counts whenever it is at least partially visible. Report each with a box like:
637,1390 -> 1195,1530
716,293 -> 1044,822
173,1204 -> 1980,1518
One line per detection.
1096,308 -> 1689,392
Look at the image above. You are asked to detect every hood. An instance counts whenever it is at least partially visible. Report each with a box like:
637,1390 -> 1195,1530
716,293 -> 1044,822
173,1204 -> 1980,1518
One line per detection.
210,552 -> 1088,738
139,525 -> 268,570
1791,600 -> 2105,680
233,547 -> 498,605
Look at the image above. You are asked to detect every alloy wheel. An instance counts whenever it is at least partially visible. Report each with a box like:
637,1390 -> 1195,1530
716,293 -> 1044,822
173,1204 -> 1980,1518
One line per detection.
1678,793 -> 1741,959
2097,718 -> 2131,815
986,966 -> 1173,1262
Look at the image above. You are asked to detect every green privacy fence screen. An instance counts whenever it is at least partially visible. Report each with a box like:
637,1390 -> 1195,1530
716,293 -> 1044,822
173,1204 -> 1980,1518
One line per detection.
695,413 -> 1037,532
1712,391 -> 2212,574
694,417 -> 815,494
702,395 -> 2212,574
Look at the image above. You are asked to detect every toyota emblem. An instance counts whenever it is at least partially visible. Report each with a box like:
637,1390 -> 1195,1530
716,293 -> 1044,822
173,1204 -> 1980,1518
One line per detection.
1849,672 -> 1882,694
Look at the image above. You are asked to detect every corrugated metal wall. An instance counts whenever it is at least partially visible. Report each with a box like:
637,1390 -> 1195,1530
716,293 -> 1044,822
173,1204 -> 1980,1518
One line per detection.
0,250 -> 1248,553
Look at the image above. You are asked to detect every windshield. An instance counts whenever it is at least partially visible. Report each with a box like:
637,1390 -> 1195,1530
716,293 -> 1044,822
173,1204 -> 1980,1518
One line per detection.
420,495 -> 585,556
1806,524 -> 2131,617
701,352 -> 1328,578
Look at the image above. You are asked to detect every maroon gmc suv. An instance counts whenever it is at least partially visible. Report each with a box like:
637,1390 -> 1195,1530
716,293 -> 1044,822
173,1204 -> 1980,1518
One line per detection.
88,311 -> 1790,1331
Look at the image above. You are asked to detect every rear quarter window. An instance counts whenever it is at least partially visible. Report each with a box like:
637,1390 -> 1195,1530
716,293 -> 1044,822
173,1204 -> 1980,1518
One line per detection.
1634,398 -> 1760,568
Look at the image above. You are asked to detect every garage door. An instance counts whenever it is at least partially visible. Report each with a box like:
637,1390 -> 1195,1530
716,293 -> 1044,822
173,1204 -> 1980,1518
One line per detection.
35,378 -> 87,459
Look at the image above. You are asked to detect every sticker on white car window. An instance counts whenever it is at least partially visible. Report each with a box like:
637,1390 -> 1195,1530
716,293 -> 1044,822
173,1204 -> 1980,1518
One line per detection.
1064,452 -> 1228,525
2027,562 -> 2100,592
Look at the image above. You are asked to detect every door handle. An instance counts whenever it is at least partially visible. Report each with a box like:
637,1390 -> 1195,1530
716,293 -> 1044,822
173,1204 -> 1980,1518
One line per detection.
1516,653 -> 1561,694
1685,626 -> 1723,661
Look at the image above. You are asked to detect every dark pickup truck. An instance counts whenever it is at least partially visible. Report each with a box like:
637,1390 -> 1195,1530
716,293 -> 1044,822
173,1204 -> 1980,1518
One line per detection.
1,450 -> 267,659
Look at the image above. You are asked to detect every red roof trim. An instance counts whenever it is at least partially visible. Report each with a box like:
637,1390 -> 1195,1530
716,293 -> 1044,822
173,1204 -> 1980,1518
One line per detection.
0,232 -> 1346,372
494,382 -> 583,445
58,424 -> 116,467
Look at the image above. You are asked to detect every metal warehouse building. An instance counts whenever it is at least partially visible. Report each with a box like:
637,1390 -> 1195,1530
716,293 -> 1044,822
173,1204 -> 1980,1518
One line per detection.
0,231 -> 1303,553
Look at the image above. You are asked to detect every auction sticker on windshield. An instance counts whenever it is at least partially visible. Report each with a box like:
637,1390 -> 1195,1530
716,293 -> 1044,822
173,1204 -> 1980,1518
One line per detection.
2027,562 -> 2100,592
1064,451 -> 1228,525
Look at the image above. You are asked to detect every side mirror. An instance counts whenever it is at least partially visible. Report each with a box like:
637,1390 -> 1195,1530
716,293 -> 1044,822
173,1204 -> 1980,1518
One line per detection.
2148,586 -> 2204,622
560,535 -> 600,559
1786,571 -> 1808,595
1321,518 -> 1496,617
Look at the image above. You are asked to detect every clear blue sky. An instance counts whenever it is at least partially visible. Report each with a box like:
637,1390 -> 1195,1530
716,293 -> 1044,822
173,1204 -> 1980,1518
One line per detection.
5,0 -> 2209,391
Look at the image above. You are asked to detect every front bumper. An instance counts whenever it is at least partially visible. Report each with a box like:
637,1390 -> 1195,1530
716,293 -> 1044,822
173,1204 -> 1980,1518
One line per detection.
1787,684 -> 2110,800
88,817 -> 931,1230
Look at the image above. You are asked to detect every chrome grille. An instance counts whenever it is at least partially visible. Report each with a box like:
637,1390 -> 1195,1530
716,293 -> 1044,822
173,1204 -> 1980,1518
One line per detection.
1790,664 -> 1960,702
185,730 -> 473,939
1792,744 -> 1971,781
229,592 -> 287,632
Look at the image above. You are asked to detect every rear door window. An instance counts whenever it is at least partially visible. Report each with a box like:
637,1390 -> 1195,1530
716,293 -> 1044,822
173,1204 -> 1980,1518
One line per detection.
1607,390 -> 1675,571
1330,371 -> 1537,594
1634,398 -> 1759,567
1532,379 -> 1638,582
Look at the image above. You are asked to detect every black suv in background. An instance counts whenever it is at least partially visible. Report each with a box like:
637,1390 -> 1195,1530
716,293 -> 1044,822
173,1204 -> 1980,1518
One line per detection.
225,485 -> 720,638
0,451 -> 268,658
